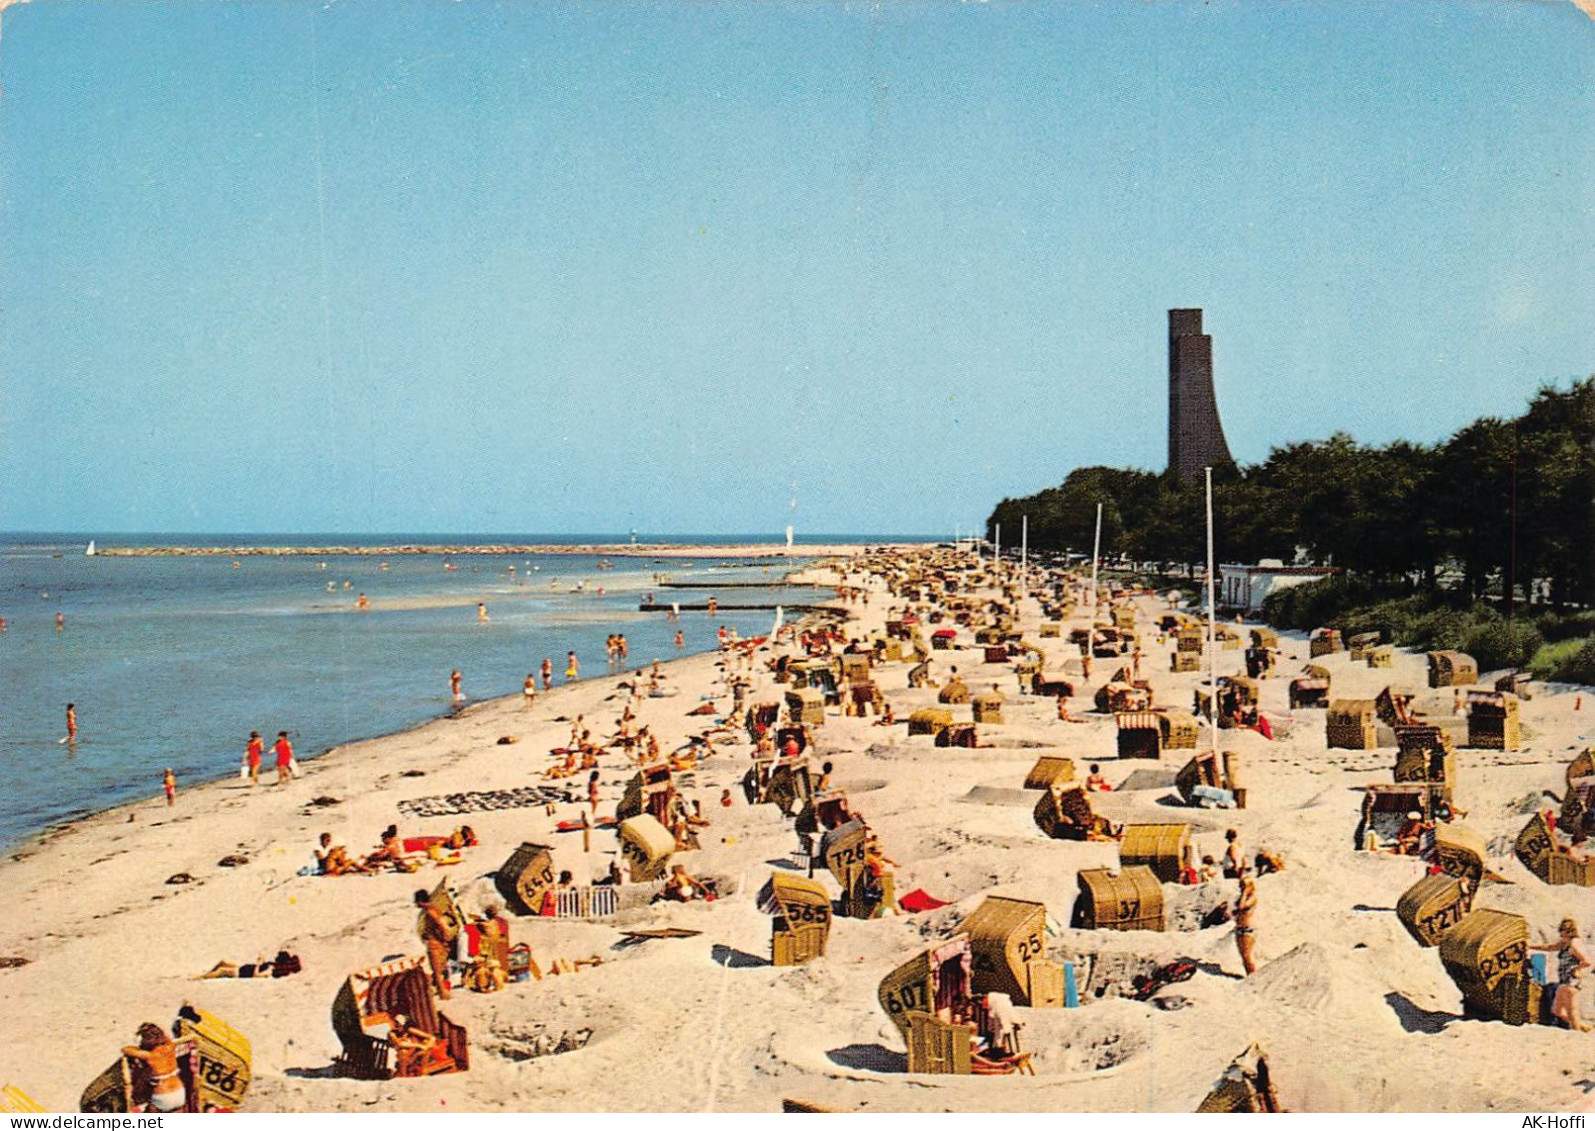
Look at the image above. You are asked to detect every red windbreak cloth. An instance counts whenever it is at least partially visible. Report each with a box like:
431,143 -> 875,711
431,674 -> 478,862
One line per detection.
897,889 -> 951,913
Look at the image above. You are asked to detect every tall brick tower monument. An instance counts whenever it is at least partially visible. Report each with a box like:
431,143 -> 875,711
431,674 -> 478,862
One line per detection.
1167,308 -> 1235,482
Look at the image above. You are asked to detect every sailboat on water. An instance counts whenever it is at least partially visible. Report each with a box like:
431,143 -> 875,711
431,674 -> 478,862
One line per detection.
85,540 -> 96,557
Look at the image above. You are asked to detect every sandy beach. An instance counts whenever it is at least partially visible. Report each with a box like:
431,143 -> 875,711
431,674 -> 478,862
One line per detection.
3,547 -> 1593,1113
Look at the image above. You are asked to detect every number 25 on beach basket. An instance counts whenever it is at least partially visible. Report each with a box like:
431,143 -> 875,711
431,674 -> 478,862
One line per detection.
958,896 -> 1064,1008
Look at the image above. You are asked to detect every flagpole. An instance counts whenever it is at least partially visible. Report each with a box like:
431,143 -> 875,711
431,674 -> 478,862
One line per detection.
1021,515 -> 1028,584
1206,466 -> 1218,759
1090,503 -> 1103,620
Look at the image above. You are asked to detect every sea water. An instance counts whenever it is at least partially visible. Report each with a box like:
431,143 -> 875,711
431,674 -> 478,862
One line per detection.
0,533 -> 907,850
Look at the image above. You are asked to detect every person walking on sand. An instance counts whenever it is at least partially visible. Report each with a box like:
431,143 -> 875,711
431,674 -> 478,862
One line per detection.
273,731 -> 295,786
565,651 -> 580,682
1223,828 -> 1249,879
451,669 -> 464,704
413,889 -> 454,1000
1531,918 -> 1592,1031
541,657 -> 553,691
245,730 -> 263,786
163,767 -> 177,807
1234,875 -> 1258,976
587,769 -> 601,814
523,674 -> 538,709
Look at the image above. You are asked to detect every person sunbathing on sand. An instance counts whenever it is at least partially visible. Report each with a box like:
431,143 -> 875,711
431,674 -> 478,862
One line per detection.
365,825 -> 416,871
316,832 -> 375,875
660,863 -> 709,902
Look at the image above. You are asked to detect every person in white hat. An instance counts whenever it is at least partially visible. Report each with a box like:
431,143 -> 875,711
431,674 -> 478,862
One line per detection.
1397,810 -> 1428,855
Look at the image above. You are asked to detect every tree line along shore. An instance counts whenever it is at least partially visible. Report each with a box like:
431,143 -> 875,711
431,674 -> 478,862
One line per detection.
987,377 -> 1595,688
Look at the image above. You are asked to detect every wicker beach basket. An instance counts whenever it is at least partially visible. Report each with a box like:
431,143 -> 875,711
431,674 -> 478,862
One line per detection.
762,872 -> 832,967
878,938 -> 975,1055
840,653 -> 872,683
1249,627 -> 1280,650
1373,686 -> 1414,729
495,841 -> 557,916
1176,626 -> 1205,654
1358,784 -> 1440,851
1196,1044 -> 1281,1114
959,896 -> 1063,1007
1394,724 -> 1456,798
786,687 -> 826,726
972,693 -> 1005,724
1119,823 -> 1192,883
938,679 -> 971,706
1172,650 -> 1203,673
766,758 -> 812,818
1116,711 -> 1163,760
1289,678 -> 1330,709
1158,711 -> 1201,750
1365,644 -> 1395,669
1438,908 -> 1529,1020
1465,692 -> 1520,751
1348,631 -> 1381,661
1428,650 -> 1478,689
1397,873 -> 1473,947
1176,752 -> 1224,805
616,764 -> 673,823
1023,756 -> 1076,791
1073,866 -> 1165,932
1515,812 -> 1595,886
1513,812 -> 1556,882
617,815 -> 675,882
1244,647 -> 1276,679
1495,672 -> 1534,701
908,708 -> 953,738
1326,699 -> 1379,750
1034,784 -> 1114,841
1435,823 -> 1489,888
936,723 -> 979,748
1308,628 -> 1343,658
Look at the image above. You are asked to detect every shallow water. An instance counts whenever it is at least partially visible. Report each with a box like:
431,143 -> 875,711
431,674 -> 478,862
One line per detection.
0,534 -> 879,849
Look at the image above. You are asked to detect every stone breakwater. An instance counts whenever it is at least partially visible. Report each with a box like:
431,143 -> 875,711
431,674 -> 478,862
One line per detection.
94,543 -> 875,559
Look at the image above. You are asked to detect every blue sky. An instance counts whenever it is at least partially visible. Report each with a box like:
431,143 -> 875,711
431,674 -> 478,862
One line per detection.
2,1 -> 1590,536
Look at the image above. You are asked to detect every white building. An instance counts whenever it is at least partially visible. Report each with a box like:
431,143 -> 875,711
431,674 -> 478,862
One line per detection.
1218,560 -> 1339,614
